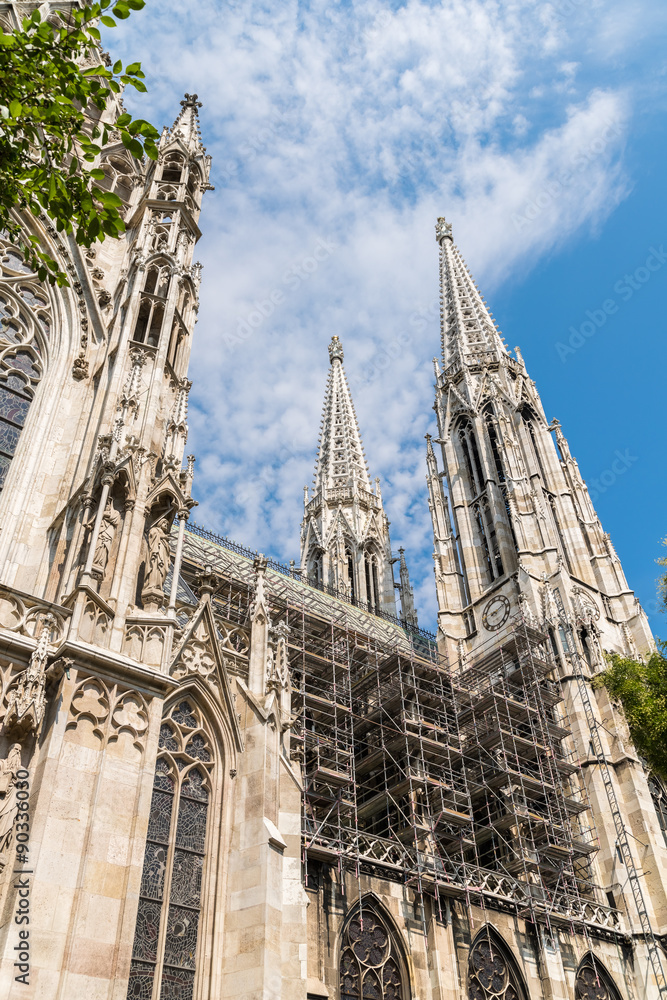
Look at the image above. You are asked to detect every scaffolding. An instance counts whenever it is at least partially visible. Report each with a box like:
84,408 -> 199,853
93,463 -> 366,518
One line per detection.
179,529 -> 626,943
286,602 -> 620,937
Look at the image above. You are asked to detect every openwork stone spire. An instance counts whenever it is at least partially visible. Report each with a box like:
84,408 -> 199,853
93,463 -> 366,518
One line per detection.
313,336 -> 372,496
430,217 -> 653,668
300,337 -> 396,615
167,92 -> 205,152
436,217 -> 507,368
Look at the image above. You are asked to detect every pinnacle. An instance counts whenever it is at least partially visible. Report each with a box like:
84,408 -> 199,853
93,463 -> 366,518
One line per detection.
167,92 -> 205,150
312,341 -> 372,496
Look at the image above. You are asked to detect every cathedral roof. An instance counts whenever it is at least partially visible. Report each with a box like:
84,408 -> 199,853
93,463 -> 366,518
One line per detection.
312,336 -> 373,497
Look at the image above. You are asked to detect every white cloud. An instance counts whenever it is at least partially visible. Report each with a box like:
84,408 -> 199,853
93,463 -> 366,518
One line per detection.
107,0 -> 666,629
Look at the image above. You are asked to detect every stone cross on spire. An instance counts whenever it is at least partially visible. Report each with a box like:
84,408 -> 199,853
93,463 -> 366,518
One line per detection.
435,217 -> 507,367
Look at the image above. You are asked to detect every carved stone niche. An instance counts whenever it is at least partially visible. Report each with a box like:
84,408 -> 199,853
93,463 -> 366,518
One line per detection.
138,496 -> 176,612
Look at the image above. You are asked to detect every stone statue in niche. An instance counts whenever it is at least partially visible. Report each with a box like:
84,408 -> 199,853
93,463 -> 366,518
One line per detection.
0,743 -> 22,860
92,498 -> 120,578
142,516 -> 172,609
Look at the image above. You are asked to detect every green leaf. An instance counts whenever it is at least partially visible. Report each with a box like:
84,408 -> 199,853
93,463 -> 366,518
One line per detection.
101,17 -> 117,28
120,131 -> 143,159
116,112 -> 131,127
125,61 -> 141,74
113,59 -> 122,74
9,100 -> 23,118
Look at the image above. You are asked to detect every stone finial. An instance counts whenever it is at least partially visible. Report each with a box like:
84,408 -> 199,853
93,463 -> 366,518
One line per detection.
435,217 -> 453,242
328,335 -> 344,364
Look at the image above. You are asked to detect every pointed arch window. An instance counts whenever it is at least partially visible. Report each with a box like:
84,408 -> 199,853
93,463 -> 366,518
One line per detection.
483,404 -> 519,553
127,699 -> 215,1000
309,548 -> 324,589
0,249 -> 49,492
457,417 -> 484,498
467,931 -> 527,1000
575,955 -> 622,1000
364,547 -> 380,608
161,153 -> 185,184
134,264 -> 171,347
649,776 -> 667,848
339,905 -> 407,1000
346,545 -> 356,603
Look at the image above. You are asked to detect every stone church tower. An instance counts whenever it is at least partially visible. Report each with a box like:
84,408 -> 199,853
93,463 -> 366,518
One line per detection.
0,5 -> 665,1000
300,335 -> 398,617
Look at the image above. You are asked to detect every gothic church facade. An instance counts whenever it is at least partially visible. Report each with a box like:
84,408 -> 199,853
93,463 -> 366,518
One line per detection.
0,4 -> 666,999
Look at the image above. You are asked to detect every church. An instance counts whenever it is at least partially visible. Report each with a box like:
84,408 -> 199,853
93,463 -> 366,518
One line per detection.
0,5 -> 666,998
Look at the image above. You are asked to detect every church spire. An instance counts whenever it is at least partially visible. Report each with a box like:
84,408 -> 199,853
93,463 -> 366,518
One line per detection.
430,216 -> 653,666
435,217 -> 507,368
312,336 -> 373,496
300,338 -> 396,616
166,92 -> 206,153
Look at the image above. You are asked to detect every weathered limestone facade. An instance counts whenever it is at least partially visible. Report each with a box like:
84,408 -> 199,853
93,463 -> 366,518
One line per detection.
0,5 -> 665,1000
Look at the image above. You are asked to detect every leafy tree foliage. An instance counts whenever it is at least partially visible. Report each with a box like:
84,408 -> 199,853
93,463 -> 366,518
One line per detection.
597,646 -> 667,781
0,0 -> 158,284
595,542 -> 667,782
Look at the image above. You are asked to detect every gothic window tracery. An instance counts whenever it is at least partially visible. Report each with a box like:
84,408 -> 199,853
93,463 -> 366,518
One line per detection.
309,548 -> 324,589
339,906 -> 406,1000
574,955 -> 621,1000
483,404 -> 519,553
134,264 -> 171,347
99,154 -> 135,203
127,698 -> 215,1000
161,153 -> 184,184
467,931 -> 526,1000
457,417 -> 484,498
364,547 -> 380,608
0,241 -> 49,491
649,776 -> 667,848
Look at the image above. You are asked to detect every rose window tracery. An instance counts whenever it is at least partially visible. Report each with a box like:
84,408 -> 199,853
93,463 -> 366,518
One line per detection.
340,909 -> 405,1000
0,240 -> 50,490
467,935 -> 524,1000
127,699 -> 215,1000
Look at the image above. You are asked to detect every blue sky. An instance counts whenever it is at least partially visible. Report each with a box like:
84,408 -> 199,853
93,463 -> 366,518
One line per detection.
108,0 -> 667,634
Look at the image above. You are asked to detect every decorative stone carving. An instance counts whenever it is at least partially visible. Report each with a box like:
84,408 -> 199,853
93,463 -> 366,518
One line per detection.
172,615 -> 217,684
142,517 -> 172,609
80,599 -> 111,645
124,622 -> 167,668
0,743 -> 22,862
266,621 -> 290,693
92,499 -> 120,578
0,588 -> 67,643
4,613 -> 55,739
72,352 -> 89,381
66,677 -> 150,755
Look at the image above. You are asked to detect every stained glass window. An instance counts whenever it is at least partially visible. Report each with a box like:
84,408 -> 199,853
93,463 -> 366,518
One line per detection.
467,933 -> 526,1000
339,907 -> 406,1000
127,700 -> 215,1000
575,956 -> 621,1000
0,240 -> 49,493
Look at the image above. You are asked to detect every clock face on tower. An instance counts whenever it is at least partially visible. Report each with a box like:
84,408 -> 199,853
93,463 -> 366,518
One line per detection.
482,595 -> 510,631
